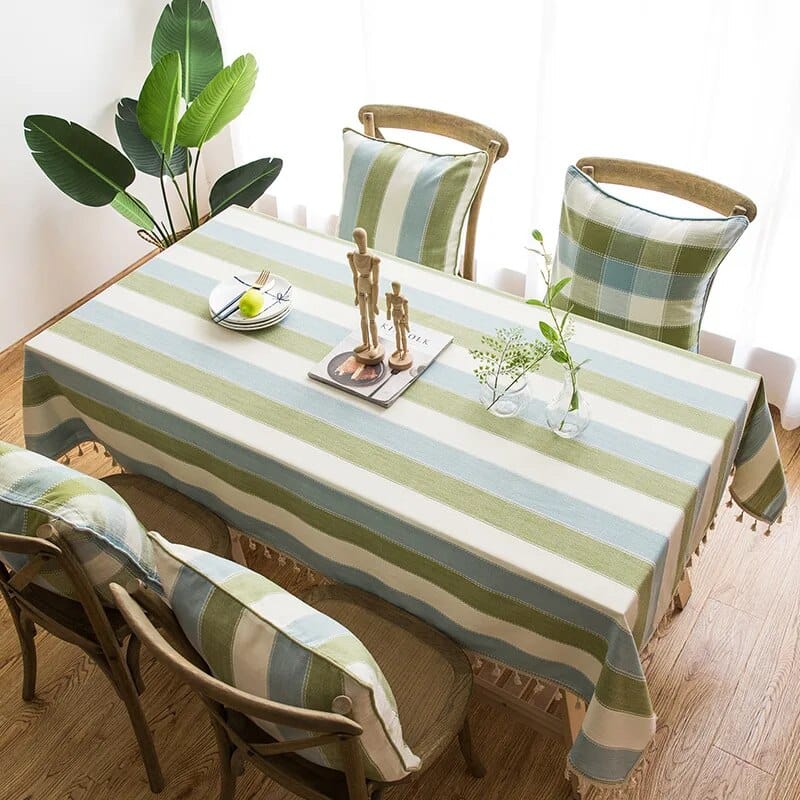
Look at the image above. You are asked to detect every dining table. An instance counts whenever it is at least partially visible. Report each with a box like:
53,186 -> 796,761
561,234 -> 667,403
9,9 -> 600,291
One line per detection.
21,206 -> 787,795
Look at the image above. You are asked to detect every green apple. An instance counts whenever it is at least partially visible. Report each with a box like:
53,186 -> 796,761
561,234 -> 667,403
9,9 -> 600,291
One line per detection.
239,289 -> 265,318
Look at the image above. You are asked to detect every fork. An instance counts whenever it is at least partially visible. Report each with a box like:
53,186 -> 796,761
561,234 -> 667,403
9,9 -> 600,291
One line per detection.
212,270 -> 270,323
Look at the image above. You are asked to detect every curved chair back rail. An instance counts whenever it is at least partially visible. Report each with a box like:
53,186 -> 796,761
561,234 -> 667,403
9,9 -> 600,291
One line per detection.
575,157 -> 757,221
358,104 -> 510,282
110,581 -> 363,739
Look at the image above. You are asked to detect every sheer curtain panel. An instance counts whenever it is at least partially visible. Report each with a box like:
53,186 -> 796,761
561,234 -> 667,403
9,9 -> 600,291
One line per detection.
212,0 -> 800,428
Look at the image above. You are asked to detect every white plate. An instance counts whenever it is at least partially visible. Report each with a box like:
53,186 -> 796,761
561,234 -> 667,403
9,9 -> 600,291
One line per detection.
209,272 -> 293,326
218,305 -> 292,331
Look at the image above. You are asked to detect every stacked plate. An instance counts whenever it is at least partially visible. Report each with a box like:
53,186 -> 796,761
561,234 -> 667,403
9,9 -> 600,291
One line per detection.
208,272 -> 294,331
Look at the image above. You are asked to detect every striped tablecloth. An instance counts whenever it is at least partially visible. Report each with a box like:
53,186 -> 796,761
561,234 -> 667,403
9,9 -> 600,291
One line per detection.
22,207 -> 786,789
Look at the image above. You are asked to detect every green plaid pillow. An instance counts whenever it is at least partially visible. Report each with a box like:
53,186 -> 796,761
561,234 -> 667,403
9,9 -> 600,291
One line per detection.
0,441 -> 158,604
151,533 -> 420,782
550,165 -> 749,350
338,128 -> 488,273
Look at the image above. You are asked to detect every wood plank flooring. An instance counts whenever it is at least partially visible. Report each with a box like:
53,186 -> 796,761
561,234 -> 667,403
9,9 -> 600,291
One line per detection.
1,342 -> 799,800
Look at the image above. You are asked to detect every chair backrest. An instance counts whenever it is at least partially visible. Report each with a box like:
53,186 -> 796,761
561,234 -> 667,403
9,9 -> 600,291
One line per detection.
575,157 -> 757,221
0,526 -> 124,656
358,104 -> 509,282
110,582 -> 371,800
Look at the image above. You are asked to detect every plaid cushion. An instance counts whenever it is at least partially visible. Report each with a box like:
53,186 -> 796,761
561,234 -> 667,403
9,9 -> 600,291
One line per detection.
338,128 -> 488,274
151,533 -> 420,782
551,165 -> 749,350
0,441 -> 158,603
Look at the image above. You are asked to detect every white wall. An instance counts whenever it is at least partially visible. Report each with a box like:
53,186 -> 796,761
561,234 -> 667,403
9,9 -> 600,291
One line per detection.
1,1 -> 209,349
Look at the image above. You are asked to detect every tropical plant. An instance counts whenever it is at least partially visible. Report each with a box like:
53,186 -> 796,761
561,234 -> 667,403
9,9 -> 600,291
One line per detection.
23,0 -> 282,250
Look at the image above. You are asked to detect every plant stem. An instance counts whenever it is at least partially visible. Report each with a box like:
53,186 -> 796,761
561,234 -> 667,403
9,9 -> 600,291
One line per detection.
485,370 -> 526,411
163,160 -> 192,228
190,146 -> 203,227
159,155 -> 177,243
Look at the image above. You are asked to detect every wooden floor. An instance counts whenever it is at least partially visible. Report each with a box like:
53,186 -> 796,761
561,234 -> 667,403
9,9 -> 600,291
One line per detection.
2,341 -> 800,800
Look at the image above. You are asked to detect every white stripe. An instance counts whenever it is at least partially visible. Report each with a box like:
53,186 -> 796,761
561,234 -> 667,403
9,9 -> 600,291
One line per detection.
24,406 -> 608,685
219,207 -> 759,399
157,243 -> 726,465
100,283 -> 684,541
23,339 -> 640,630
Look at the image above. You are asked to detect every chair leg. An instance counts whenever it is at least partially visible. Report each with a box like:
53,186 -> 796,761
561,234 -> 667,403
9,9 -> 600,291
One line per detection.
126,634 -> 145,696
458,718 -> 486,778
5,595 -> 38,702
107,655 -> 165,793
210,717 -> 238,800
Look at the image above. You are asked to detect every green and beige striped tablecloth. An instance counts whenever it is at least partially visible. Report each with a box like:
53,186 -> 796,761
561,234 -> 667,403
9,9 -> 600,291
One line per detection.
22,207 -> 786,789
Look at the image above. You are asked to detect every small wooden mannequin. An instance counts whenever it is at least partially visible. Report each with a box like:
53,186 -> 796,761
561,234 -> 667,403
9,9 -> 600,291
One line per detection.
386,281 -> 413,370
347,228 -> 384,364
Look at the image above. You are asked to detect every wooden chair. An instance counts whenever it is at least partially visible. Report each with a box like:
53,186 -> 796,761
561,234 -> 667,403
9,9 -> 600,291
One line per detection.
575,157 -> 757,220
111,580 -> 485,800
0,472 -> 232,794
358,104 -> 509,282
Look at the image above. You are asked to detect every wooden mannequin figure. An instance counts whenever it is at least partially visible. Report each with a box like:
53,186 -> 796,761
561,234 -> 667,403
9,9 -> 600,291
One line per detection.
386,281 -> 413,371
347,228 -> 385,365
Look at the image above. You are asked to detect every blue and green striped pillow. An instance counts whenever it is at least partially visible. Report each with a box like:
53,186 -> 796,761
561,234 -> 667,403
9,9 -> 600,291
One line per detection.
151,533 -> 420,782
0,441 -> 158,604
551,165 -> 749,351
338,128 -> 488,274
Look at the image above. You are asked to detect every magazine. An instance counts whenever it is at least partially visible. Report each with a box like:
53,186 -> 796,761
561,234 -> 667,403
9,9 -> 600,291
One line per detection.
308,319 -> 453,407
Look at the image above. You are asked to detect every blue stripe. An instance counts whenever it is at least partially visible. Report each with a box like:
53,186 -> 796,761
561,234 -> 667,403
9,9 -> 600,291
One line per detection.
70,300 -> 669,577
268,632 -> 317,741
170,563 -> 216,653
199,219 -> 749,421
569,731 -> 642,784
25,375 -> 643,678
395,154 -> 449,262
138,255 -> 710,488
337,136 -> 387,239
34,432 -> 605,703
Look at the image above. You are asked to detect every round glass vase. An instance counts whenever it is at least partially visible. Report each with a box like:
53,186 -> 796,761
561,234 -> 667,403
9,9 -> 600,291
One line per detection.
479,375 -> 530,418
546,367 -> 590,438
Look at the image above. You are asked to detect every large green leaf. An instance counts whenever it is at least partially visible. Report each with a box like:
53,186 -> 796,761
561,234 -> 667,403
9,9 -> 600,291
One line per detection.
24,115 -> 135,207
111,192 -> 155,230
209,157 -> 283,215
116,98 -> 188,177
176,54 -> 258,148
137,52 -> 182,160
151,0 -> 223,101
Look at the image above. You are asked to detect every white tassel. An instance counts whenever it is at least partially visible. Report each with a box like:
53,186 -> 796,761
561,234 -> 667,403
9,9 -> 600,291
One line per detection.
513,671 -> 522,686
248,540 -> 257,552
473,658 -> 483,672
278,555 -> 286,566
491,664 -> 502,679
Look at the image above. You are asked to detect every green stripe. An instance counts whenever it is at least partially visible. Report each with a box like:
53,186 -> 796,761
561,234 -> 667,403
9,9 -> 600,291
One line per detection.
124,270 -> 695,507
420,158 -> 473,270
24,371 -> 655,701
200,588 -> 243,685
354,145 -> 405,248
180,234 -> 735,439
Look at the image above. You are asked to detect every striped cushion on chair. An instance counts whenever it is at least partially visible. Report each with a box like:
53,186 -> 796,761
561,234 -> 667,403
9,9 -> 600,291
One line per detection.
337,128 -> 488,274
0,441 -> 158,603
151,532 -> 420,782
551,165 -> 749,351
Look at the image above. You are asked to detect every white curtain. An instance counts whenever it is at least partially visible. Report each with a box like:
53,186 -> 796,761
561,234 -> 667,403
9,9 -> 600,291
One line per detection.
213,0 -> 800,428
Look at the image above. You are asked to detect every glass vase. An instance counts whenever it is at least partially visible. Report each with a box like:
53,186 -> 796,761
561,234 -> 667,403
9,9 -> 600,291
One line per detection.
479,375 -> 530,418
546,367 -> 590,438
